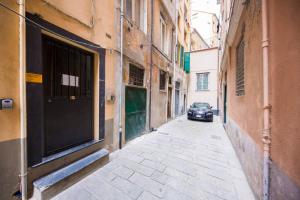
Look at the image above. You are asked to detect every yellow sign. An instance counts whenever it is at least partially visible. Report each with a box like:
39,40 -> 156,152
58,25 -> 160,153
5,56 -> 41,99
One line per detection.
26,73 -> 43,83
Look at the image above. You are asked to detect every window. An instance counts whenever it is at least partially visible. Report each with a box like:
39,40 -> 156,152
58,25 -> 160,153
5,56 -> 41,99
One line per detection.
126,0 -> 147,33
160,14 -> 168,54
135,0 -> 140,26
159,70 -> 166,91
129,64 -> 144,86
140,0 -> 147,33
236,37 -> 245,96
197,73 -> 209,91
126,0 -> 133,19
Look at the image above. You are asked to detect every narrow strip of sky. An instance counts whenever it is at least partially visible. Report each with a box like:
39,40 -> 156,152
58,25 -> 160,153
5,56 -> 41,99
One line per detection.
191,0 -> 220,44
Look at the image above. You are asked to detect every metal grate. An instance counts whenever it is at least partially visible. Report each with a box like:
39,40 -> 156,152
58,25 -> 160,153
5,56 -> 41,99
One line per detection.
175,81 -> 180,90
236,37 -> 245,96
159,70 -> 166,90
129,64 -> 144,86
43,35 -> 93,98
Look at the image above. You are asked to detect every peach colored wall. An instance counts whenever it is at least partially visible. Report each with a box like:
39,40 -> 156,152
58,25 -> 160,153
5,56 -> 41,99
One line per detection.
150,0 -> 175,128
0,0 -> 21,142
226,4 -> 264,150
44,0 -> 93,27
26,0 -> 116,121
269,0 -> 300,188
153,0 -> 174,59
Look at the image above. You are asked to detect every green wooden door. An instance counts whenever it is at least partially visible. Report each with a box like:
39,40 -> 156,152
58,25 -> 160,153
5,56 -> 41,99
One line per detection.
125,87 -> 147,141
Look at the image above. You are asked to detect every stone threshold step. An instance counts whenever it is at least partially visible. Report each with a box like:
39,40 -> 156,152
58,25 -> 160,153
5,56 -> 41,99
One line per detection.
32,149 -> 109,200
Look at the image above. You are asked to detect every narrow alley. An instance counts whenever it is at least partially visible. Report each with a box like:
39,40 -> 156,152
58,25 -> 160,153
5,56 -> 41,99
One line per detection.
52,116 -> 254,200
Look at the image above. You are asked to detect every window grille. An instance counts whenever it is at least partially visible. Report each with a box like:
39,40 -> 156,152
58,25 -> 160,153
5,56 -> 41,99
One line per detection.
129,64 -> 144,86
159,70 -> 166,90
196,73 -> 209,91
236,37 -> 245,96
43,35 -> 93,98
175,81 -> 180,90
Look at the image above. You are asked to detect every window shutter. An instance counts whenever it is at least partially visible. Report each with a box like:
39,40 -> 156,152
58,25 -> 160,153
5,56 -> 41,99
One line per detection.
184,52 -> 190,73
236,37 -> 245,96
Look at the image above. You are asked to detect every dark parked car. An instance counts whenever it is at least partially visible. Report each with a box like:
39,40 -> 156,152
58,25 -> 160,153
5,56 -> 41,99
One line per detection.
187,102 -> 213,122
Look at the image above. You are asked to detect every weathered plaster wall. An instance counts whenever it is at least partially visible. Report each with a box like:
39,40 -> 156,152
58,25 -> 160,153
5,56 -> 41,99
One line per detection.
0,1 -> 22,199
269,0 -> 300,199
121,0 -> 151,143
227,0 -> 263,150
150,0 -> 175,128
191,29 -> 209,51
153,0 -> 174,58
224,0 -> 264,198
151,51 -> 170,128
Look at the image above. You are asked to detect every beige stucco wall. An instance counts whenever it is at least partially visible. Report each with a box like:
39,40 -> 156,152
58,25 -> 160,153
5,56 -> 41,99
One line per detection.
191,30 -> 209,51
0,2 -> 23,198
0,0 -> 21,143
188,48 -> 218,109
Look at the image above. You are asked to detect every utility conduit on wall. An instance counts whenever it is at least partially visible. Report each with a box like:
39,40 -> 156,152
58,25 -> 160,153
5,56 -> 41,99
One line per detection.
18,0 -> 27,199
261,0 -> 271,199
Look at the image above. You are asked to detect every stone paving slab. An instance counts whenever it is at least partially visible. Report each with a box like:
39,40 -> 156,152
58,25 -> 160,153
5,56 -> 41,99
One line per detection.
52,116 -> 255,200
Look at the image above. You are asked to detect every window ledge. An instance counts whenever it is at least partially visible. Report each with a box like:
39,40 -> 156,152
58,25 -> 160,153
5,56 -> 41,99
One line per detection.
196,89 -> 210,92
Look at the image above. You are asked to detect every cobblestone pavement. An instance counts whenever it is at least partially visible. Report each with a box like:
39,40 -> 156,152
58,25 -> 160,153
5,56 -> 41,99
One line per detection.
52,116 -> 255,200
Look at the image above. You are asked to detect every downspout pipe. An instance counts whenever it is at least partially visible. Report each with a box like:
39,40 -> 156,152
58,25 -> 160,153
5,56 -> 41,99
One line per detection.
119,0 -> 124,149
262,0 -> 271,199
149,0 -> 153,130
172,0 -> 178,118
18,0 -> 27,199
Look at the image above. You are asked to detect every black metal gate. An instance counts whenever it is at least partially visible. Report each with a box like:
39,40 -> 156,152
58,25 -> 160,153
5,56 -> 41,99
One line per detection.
43,36 -> 94,155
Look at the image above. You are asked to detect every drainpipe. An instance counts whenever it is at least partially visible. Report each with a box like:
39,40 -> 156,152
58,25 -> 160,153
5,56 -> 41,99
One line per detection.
18,0 -> 27,199
149,0 -> 153,130
262,0 -> 271,199
119,0 -> 124,149
172,0 -> 178,118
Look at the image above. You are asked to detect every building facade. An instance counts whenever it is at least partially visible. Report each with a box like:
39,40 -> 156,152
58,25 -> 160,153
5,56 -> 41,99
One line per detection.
218,0 -> 300,199
190,28 -> 209,51
174,0 -> 191,117
188,47 -> 218,114
0,0 -> 190,199
0,0 -> 117,199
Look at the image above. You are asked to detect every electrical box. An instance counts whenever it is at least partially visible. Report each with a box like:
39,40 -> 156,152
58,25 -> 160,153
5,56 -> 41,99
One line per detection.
0,98 -> 13,110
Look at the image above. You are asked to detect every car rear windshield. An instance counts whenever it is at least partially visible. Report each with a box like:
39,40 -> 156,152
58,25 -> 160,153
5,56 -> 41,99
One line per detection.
192,103 -> 210,109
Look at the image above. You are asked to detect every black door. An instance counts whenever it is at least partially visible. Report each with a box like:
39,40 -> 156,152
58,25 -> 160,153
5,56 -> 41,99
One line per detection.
43,36 -> 94,156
